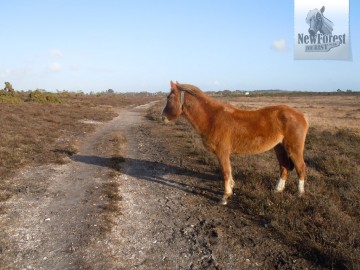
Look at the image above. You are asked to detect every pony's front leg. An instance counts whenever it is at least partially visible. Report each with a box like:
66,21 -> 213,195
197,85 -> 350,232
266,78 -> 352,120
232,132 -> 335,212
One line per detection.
217,154 -> 235,205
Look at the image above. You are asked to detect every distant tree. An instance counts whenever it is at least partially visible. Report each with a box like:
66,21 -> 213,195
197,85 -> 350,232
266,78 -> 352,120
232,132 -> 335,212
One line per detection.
222,90 -> 232,96
4,82 -> 15,96
337,89 -> 342,92
346,89 -> 352,93
107,89 -> 114,94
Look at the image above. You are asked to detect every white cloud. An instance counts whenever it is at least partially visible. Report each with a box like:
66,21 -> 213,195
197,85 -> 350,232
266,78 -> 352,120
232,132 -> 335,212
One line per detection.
49,49 -> 63,58
48,62 -> 63,72
272,39 -> 287,51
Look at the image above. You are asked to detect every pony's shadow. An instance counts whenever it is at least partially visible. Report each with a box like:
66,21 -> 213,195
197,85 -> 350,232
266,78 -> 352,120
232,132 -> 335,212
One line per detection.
71,154 -> 222,203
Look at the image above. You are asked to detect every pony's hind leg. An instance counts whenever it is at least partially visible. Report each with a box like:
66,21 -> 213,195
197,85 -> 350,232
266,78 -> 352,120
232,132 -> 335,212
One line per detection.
287,145 -> 307,196
217,153 -> 234,205
291,153 -> 306,196
274,144 -> 293,193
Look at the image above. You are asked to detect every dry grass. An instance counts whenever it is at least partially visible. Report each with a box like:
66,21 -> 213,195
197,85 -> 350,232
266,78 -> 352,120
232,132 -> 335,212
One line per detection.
94,130 -> 127,234
148,93 -> 360,269
224,93 -> 360,134
0,102 -> 112,177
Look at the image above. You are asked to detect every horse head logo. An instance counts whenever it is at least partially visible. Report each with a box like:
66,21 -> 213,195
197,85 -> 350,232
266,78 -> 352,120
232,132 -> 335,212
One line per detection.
306,6 -> 333,36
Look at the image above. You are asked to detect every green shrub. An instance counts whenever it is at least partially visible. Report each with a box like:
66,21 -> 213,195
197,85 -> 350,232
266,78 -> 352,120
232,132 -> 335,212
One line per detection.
0,82 -> 22,103
26,90 -> 63,104
0,95 -> 22,104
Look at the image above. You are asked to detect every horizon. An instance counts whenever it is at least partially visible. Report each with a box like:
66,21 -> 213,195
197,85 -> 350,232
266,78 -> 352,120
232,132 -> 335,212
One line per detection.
1,1 -> 359,93
10,86 -> 359,94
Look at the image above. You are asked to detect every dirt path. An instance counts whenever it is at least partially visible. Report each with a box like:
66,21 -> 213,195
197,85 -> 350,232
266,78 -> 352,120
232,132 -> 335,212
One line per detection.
0,105 -> 149,269
1,102 -> 324,269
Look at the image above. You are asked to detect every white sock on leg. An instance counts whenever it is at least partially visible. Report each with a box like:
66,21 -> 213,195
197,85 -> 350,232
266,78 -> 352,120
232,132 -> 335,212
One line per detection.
275,178 -> 286,192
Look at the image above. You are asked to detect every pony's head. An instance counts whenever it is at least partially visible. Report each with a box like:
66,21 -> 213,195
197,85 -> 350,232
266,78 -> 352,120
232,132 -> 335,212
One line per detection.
306,6 -> 333,36
161,81 -> 184,122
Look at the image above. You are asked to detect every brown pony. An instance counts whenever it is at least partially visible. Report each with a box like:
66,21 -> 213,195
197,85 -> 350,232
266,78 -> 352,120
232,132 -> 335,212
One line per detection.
162,81 -> 308,205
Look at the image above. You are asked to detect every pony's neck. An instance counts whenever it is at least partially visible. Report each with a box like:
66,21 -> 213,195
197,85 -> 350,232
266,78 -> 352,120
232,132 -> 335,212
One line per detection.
182,92 -> 219,135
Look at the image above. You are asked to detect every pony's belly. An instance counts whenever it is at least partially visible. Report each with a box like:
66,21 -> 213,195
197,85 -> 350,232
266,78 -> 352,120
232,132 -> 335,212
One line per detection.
232,135 -> 283,154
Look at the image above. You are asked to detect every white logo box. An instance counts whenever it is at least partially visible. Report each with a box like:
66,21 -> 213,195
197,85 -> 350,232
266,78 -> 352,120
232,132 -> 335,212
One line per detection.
294,0 -> 351,60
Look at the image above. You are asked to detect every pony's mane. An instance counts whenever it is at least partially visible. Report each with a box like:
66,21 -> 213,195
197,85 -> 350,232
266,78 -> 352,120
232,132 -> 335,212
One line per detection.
177,83 -> 207,98
177,83 -> 232,109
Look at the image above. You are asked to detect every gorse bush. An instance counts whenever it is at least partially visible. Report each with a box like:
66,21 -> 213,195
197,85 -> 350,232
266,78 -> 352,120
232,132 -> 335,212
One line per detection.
26,89 -> 63,104
0,82 -> 22,104
0,94 -> 22,104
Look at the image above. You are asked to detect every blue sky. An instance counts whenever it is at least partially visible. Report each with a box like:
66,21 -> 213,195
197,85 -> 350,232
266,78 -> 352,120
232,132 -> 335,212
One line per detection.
1,0 -> 359,92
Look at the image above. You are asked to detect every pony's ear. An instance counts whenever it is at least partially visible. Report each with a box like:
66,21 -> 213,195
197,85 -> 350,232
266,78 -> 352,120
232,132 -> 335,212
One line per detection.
320,6 -> 325,13
170,80 -> 178,91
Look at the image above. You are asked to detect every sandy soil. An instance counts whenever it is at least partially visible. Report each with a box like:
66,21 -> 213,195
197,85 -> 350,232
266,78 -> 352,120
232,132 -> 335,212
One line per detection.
0,102 -> 325,269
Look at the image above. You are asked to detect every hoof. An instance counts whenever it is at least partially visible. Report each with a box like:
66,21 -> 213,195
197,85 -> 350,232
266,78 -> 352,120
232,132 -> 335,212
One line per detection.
218,199 -> 228,206
218,195 -> 230,205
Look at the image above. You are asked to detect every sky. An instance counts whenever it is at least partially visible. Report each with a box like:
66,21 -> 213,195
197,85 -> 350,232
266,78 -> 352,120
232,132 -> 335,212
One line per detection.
1,0 -> 359,92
